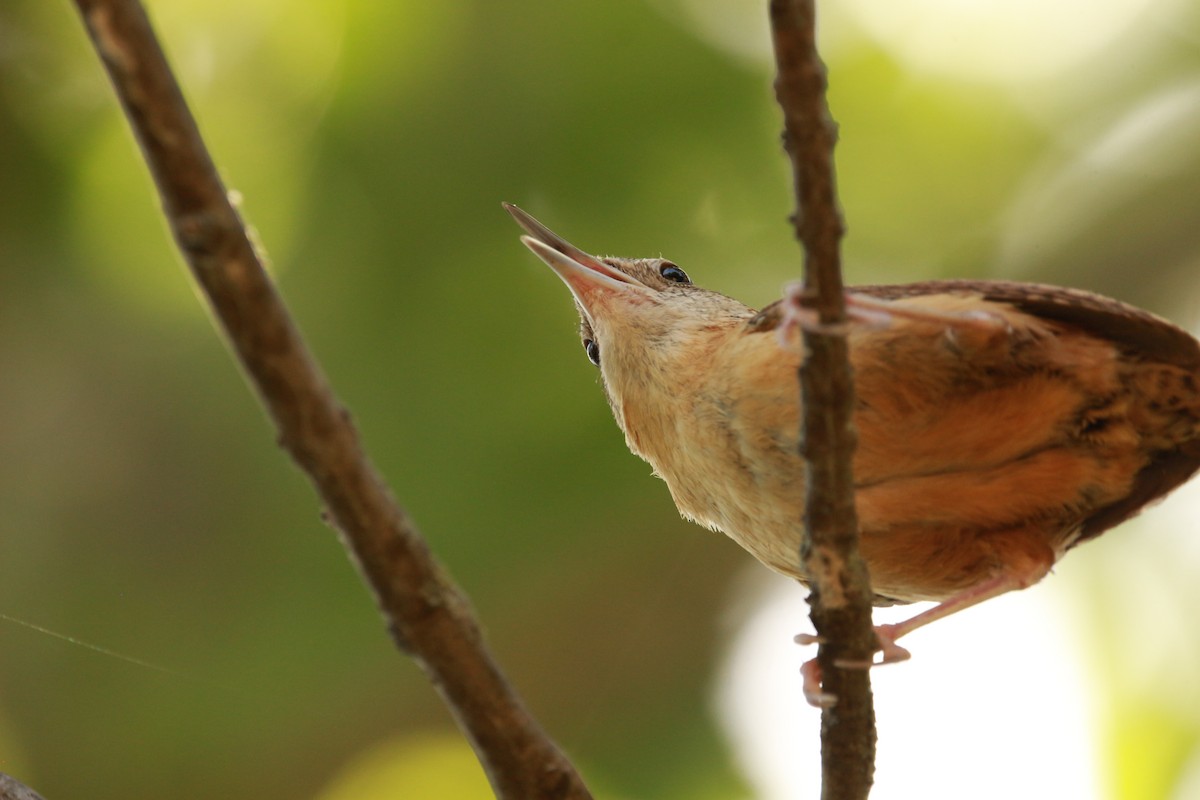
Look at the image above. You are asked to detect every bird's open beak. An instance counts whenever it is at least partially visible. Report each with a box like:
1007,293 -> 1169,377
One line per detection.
503,203 -> 646,305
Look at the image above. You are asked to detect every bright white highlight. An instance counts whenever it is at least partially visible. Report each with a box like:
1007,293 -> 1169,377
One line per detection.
715,572 -> 1101,799
841,0 -> 1165,84
665,0 -> 1173,87
1000,81 -> 1200,276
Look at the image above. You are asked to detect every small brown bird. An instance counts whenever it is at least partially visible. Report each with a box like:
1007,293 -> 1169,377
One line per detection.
505,203 -> 1200,677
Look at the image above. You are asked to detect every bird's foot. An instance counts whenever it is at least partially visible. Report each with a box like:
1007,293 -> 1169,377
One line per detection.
800,658 -> 838,708
796,633 -> 837,707
833,623 -> 913,669
794,624 -> 913,706
776,283 -> 854,346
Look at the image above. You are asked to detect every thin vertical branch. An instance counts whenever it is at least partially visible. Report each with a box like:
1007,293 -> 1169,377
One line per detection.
769,1 -> 878,798
69,1 -> 592,798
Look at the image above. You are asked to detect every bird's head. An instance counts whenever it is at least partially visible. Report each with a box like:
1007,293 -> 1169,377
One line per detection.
504,203 -> 752,410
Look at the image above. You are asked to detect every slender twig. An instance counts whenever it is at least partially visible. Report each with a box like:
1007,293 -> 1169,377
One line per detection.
0,774 -> 45,800
69,2 -> 592,797
768,1 -> 877,798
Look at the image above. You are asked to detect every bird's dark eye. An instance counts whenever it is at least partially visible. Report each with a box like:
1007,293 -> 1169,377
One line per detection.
584,338 -> 601,366
659,262 -> 690,284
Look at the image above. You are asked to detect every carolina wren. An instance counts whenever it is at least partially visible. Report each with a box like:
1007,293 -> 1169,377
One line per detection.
505,203 -> 1200,670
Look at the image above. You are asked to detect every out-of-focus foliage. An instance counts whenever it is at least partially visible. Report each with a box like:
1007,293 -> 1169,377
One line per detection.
0,1 -> 1197,798
316,734 -> 491,800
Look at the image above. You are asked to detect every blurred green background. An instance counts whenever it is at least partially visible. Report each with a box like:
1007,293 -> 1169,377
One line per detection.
1,0 -> 1199,798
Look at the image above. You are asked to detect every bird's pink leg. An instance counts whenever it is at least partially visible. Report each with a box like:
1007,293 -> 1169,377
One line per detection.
845,293 -> 1007,333
843,560 -> 1052,668
777,284 -> 1008,347
796,559 -> 1052,704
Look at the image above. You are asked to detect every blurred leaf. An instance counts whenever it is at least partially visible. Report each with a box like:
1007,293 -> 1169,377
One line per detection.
316,734 -> 492,800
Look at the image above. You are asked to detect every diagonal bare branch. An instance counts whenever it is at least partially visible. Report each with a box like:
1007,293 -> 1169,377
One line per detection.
69,1 -> 592,797
0,773 -> 45,800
